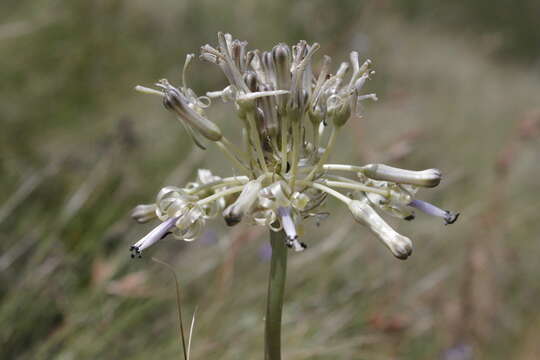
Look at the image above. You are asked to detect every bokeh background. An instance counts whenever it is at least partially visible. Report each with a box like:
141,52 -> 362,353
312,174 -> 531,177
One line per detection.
1,1 -> 540,359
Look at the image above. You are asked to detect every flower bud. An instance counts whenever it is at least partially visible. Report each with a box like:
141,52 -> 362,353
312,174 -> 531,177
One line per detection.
329,101 -> 351,127
131,204 -> 157,224
261,51 -> 277,87
308,107 -> 324,126
348,199 -> 413,260
243,71 -> 259,93
361,164 -> 442,188
163,87 -> 222,142
223,180 -> 262,226
272,43 -> 291,90
231,39 -> 248,72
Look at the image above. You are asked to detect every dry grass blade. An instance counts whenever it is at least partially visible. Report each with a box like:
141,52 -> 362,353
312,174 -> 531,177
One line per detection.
152,258 -> 189,360
0,164 -> 58,225
187,306 -> 198,360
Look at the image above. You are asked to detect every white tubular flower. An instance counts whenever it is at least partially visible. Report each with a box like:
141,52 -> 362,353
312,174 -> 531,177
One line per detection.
135,54 -> 222,146
129,33 -> 458,259
223,179 -> 262,226
160,81 -> 222,142
130,216 -> 179,258
409,199 -> 460,225
361,164 -> 442,188
131,204 -> 157,224
273,43 -> 291,91
277,206 -> 306,252
348,198 -> 413,260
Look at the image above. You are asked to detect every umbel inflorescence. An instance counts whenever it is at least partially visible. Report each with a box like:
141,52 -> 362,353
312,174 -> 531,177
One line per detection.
130,33 -> 458,260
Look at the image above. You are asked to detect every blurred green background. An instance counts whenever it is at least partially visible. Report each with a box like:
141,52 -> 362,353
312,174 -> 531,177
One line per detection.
1,0 -> 539,359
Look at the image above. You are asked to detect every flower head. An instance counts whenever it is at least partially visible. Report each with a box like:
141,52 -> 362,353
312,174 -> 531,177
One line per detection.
130,33 -> 458,259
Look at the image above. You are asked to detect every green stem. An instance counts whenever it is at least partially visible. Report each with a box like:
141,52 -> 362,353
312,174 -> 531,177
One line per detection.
280,115 -> 289,176
290,119 -> 300,190
265,230 -> 288,360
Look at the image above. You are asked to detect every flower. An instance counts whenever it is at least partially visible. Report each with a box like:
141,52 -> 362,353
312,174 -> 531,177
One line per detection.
129,33 -> 458,259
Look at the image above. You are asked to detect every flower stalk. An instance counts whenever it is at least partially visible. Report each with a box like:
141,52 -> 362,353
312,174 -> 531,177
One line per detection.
265,230 -> 288,360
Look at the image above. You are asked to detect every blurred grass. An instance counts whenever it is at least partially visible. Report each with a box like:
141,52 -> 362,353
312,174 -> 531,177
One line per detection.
394,0 -> 540,62
1,1 -> 540,359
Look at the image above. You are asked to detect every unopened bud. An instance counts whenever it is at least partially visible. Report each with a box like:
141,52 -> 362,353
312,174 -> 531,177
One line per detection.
163,87 -> 222,141
329,101 -> 351,127
261,51 -> 276,85
223,180 -> 262,226
308,106 -> 324,126
131,204 -> 157,223
243,71 -> 259,93
361,164 -> 442,188
348,199 -> 413,260
273,43 -> 291,90
231,39 -> 247,71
